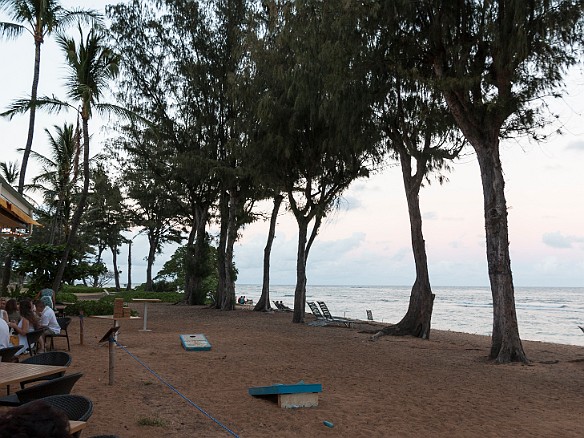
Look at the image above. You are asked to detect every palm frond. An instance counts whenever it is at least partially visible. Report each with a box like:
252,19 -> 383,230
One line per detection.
1,95 -> 73,119
59,8 -> 104,30
0,21 -> 25,39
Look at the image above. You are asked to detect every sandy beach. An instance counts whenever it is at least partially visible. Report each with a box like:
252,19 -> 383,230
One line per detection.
2,302 -> 584,437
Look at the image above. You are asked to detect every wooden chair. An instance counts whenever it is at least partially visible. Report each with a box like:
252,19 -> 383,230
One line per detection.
46,317 -> 72,351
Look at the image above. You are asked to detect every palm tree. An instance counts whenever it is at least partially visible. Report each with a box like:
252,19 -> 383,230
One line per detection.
0,0 -> 102,193
2,25 -> 121,290
0,160 -> 19,184
27,123 -> 80,244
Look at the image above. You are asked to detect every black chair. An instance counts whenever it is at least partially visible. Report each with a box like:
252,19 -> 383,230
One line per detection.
19,351 -> 72,388
40,394 -> 93,438
0,345 -> 23,362
25,329 -> 45,356
0,372 -> 83,407
46,316 -> 72,351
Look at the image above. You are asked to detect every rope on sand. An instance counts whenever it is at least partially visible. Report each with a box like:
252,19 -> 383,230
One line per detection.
112,339 -> 240,437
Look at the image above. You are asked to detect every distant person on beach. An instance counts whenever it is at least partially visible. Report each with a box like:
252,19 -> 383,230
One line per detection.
0,400 -> 72,438
35,287 -> 56,310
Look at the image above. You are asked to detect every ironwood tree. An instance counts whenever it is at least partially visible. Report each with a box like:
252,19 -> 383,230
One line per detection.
253,0 -> 380,323
393,0 -> 584,362
368,12 -> 465,340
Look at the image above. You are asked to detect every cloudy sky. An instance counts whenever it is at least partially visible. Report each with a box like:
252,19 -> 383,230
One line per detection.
1,2 -> 583,288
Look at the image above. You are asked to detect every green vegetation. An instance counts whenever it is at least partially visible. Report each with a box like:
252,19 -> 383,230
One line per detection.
136,417 -> 167,428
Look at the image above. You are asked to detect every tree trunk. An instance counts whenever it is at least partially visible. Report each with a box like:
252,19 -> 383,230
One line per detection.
292,217 -> 308,323
254,194 -> 283,312
92,246 -> 105,288
373,151 -> 435,339
215,191 -> 229,309
221,189 -> 238,311
52,115 -> 91,292
1,255 -> 12,294
126,240 -> 132,291
475,143 -> 527,363
439,86 -> 527,363
18,39 -> 42,194
111,246 -> 120,291
184,208 -> 209,305
145,232 -> 157,291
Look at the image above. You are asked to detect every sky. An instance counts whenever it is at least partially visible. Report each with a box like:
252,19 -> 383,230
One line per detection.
1,2 -> 583,288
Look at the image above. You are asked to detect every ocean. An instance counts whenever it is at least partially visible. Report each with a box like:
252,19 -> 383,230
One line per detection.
238,285 -> 584,347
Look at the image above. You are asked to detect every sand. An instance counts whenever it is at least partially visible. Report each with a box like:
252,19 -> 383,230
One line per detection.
2,302 -> 584,437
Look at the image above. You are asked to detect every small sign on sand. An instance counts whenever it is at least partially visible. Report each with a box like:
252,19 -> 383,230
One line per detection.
180,333 -> 212,351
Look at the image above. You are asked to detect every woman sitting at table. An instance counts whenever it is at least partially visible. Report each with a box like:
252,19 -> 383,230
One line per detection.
5,298 -> 20,323
8,298 -> 41,355
0,298 -> 8,323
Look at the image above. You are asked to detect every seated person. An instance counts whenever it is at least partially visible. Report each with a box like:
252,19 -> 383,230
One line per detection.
5,298 -> 20,323
35,299 -> 61,351
9,298 -> 41,355
0,317 -> 9,349
0,399 -> 72,438
35,287 -> 56,310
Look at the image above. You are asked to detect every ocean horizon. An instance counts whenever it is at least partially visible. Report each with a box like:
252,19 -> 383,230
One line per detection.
235,284 -> 584,347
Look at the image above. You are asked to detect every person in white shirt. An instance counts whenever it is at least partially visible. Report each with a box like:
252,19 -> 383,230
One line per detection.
0,318 -> 10,350
35,300 -> 61,352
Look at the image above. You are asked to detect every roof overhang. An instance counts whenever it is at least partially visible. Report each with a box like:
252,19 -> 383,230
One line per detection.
0,175 -> 39,237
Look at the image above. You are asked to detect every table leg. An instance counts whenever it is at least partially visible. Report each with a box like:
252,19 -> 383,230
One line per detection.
140,303 -> 151,331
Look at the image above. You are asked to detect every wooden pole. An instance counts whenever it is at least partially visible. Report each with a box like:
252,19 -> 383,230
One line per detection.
79,311 -> 84,345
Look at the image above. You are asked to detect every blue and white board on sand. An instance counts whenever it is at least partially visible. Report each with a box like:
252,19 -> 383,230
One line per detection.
180,333 -> 212,351
249,382 -> 322,408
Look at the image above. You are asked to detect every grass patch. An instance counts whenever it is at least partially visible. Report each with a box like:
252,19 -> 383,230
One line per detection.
137,417 -> 167,427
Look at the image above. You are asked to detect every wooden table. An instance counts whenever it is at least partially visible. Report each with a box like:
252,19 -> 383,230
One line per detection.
69,420 -> 87,434
0,362 -> 67,393
132,298 -> 161,331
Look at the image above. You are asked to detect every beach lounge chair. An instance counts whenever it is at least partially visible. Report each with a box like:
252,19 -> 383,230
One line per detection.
273,301 -> 292,311
306,301 -> 329,326
317,301 -> 352,327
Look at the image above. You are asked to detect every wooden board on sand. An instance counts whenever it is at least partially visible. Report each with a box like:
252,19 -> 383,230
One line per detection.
249,382 -> 322,408
180,333 -> 212,351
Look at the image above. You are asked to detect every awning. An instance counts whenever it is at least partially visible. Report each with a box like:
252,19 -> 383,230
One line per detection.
0,175 -> 39,236
0,198 -> 40,226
